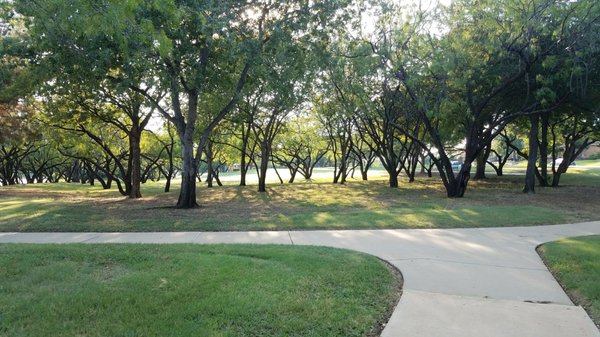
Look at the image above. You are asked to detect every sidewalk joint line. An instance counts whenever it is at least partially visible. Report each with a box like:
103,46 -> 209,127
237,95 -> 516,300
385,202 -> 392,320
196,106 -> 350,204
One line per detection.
287,231 -> 294,245
80,235 -> 101,243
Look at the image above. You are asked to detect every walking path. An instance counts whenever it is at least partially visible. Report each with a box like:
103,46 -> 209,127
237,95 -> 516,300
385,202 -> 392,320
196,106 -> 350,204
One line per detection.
1,221 -> 600,336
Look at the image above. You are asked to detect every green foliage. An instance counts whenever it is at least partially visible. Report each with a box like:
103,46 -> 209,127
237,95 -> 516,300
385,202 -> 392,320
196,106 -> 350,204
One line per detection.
2,0 -> 600,200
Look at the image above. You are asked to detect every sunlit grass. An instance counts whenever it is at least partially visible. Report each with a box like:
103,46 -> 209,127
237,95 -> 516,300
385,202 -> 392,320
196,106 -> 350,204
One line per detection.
538,236 -> 600,328
574,160 -> 600,167
0,244 -> 401,337
0,167 -> 598,232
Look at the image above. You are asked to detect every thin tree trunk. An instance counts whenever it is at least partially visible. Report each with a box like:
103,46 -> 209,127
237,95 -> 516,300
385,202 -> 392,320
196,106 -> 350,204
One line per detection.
206,141 -> 214,188
538,112 -> 549,187
258,141 -> 269,192
128,130 -> 142,198
474,144 -> 490,180
272,160 -> 283,184
239,125 -> 250,187
289,168 -> 298,183
523,115 -> 539,194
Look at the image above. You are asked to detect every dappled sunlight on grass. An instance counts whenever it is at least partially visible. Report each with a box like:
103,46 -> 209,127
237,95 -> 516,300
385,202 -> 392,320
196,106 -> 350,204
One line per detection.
0,167 -> 598,232
313,212 -> 334,225
0,199 -> 55,221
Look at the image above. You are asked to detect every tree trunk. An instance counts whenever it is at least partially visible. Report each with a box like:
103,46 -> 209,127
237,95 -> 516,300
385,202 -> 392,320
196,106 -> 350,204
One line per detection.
289,168 -> 297,183
239,130 -> 249,187
165,152 -> 174,193
206,168 -> 213,188
538,112 -> 549,186
388,172 -> 399,188
177,136 -> 198,208
446,163 -> 471,198
340,160 -> 347,184
258,141 -> 269,193
408,150 -> 419,183
128,131 -> 142,198
551,168 -> 565,187
523,115 -> 539,194
164,173 -> 172,193
272,161 -> 283,184
240,150 -> 247,187
206,141 -> 214,188
474,144 -> 490,180
213,170 -> 223,186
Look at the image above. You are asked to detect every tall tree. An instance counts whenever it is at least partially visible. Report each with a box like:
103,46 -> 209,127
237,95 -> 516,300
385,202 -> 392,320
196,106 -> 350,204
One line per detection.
374,0 -> 599,197
124,0 -> 351,206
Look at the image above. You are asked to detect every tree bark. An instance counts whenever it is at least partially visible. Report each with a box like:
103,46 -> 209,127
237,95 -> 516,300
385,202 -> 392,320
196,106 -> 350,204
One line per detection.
289,168 -> 297,183
177,134 -> 198,208
258,141 -> 269,193
239,122 -> 251,187
474,144 -> 490,180
523,114 -> 539,194
164,139 -> 174,193
361,169 -> 368,181
128,129 -> 142,198
538,112 -> 549,186
206,140 -> 214,188
389,172 -> 399,188
239,147 -> 247,187
445,163 -> 471,197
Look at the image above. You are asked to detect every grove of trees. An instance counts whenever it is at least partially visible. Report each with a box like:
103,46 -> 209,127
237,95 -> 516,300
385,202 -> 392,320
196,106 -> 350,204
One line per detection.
1,0 -> 599,208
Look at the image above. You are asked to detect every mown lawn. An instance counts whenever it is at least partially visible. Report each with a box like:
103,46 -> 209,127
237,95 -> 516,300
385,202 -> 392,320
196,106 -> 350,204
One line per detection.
0,244 -> 401,337
538,236 -> 600,328
0,168 -> 599,232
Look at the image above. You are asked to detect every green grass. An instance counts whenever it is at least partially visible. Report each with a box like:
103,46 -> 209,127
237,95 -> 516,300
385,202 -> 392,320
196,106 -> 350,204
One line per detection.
574,159 -> 600,167
0,244 -> 401,337
538,236 -> 600,328
1,168 -> 599,232
559,167 -> 600,186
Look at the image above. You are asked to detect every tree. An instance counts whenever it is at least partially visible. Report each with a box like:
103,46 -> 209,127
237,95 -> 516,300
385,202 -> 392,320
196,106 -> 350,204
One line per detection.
0,102 -> 41,185
373,0 -> 598,197
273,116 -> 330,182
487,131 -> 519,176
549,106 -> 600,186
150,124 -> 179,193
8,1 -> 160,197
126,0 -> 351,206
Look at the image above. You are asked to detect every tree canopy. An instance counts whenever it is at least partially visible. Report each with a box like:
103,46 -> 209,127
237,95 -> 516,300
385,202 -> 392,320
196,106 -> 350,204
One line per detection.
1,0 -> 599,205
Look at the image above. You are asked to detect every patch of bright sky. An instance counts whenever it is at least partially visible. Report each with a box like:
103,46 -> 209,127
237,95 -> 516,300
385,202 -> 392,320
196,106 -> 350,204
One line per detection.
360,0 -> 451,37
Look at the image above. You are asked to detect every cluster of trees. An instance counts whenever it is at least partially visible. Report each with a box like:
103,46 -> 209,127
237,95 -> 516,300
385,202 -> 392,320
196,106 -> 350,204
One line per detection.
1,0 -> 599,208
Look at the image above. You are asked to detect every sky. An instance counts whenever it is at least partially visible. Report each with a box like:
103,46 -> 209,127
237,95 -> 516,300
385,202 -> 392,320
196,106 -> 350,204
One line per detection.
360,0 -> 452,37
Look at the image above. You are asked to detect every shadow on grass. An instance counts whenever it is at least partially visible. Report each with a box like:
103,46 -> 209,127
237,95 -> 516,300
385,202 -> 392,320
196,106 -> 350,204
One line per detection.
0,171 -> 598,232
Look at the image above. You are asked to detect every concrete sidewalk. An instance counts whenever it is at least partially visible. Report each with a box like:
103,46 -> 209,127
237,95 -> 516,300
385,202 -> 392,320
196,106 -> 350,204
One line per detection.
1,221 -> 600,336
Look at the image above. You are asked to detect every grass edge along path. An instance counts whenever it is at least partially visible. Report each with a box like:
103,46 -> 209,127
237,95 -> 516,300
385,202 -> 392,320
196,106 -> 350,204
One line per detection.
0,243 -> 402,337
537,235 -> 600,329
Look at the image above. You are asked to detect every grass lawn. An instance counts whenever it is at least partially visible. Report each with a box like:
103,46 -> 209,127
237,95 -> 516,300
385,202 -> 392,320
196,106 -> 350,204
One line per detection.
538,236 -> 600,328
0,244 -> 401,337
0,168 -> 599,232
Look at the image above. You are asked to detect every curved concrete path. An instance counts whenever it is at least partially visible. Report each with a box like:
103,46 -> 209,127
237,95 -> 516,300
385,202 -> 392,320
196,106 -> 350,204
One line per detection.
1,221 -> 600,336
